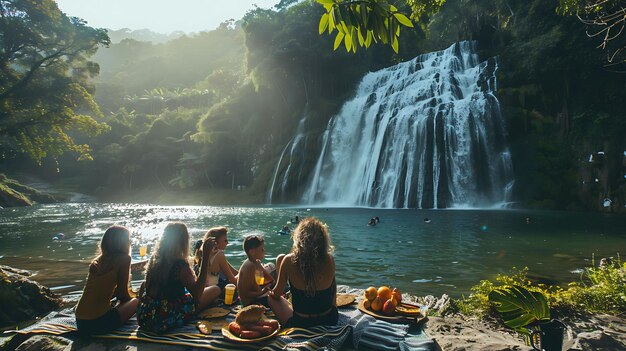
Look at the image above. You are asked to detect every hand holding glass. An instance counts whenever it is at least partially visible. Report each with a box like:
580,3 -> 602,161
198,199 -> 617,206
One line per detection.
255,260 -> 265,285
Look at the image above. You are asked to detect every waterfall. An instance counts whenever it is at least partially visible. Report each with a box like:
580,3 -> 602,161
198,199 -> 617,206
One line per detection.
266,114 -> 308,203
302,41 -> 513,208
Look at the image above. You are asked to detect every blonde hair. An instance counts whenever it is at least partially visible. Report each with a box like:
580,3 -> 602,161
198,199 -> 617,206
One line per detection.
291,217 -> 333,295
145,222 -> 190,292
194,226 -> 228,267
204,226 -> 228,241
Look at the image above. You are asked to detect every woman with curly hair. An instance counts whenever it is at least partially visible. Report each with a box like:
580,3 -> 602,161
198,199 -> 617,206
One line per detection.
269,217 -> 338,327
137,222 -> 220,333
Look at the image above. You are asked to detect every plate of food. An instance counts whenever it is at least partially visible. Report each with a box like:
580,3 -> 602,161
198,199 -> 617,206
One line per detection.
336,293 -> 357,307
358,299 -> 424,324
197,306 -> 231,319
222,305 -> 281,343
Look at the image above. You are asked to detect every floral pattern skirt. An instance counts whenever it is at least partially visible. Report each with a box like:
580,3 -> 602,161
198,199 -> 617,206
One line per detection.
137,290 -> 195,333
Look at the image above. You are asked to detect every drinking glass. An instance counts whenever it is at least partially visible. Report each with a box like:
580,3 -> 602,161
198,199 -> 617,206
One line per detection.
139,244 -> 147,258
255,260 -> 265,286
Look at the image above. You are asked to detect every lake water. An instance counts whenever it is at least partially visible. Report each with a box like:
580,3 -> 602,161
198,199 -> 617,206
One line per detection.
0,203 -> 624,298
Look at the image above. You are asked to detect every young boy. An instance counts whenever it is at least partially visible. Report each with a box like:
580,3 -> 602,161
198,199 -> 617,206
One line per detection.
237,235 -> 275,307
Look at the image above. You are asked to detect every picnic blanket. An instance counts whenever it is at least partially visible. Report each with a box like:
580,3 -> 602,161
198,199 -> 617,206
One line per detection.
6,305 -> 437,350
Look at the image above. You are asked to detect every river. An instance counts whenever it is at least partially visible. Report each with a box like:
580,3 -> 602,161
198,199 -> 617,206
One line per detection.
0,203 -> 624,299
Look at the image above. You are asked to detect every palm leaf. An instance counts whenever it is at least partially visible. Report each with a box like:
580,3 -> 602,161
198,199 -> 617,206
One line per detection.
488,285 -> 550,330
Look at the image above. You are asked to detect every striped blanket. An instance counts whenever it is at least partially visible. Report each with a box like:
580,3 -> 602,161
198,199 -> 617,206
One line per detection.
6,306 -> 436,350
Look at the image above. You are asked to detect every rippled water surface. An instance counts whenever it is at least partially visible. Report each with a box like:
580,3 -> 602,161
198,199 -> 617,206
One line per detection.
0,203 -> 624,297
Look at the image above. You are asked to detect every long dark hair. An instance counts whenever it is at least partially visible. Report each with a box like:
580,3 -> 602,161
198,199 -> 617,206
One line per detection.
291,217 -> 334,295
91,225 -> 130,273
145,222 -> 190,292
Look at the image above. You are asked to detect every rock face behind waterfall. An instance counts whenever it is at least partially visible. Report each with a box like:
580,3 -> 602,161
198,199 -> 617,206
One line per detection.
297,41 -> 514,208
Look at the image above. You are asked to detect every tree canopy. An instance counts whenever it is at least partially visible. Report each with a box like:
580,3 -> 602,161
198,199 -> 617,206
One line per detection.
0,0 -> 110,162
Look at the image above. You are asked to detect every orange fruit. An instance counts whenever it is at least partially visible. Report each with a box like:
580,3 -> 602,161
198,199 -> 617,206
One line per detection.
382,299 -> 395,316
390,296 -> 399,307
364,286 -> 377,302
377,286 -> 392,303
370,296 -> 383,311
363,300 -> 371,309
391,288 -> 402,303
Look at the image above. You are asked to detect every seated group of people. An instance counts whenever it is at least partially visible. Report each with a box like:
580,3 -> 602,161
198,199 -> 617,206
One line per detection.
74,217 -> 337,335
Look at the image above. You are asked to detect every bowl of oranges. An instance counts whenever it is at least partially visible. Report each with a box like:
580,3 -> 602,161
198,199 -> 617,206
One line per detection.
358,286 -> 423,323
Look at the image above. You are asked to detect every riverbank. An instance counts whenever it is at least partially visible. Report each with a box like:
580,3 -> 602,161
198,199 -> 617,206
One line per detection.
0,263 -> 624,350
2,284 -> 624,350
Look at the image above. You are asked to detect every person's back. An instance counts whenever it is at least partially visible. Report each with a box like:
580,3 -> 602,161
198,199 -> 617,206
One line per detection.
76,255 -> 124,320
286,253 -> 336,326
137,223 -> 220,333
270,217 -> 338,328
75,226 -> 139,335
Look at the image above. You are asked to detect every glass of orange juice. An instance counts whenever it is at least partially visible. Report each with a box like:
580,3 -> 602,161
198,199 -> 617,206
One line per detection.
224,284 -> 236,305
255,260 -> 265,286
139,244 -> 147,258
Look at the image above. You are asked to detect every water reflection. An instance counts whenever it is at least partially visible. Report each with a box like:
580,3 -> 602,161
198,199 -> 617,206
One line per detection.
0,204 -> 624,298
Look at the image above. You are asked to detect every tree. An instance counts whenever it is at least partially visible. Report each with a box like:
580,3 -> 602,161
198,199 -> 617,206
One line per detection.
558,0 -> 626,71
0,0 -> 110,163
316,0 -> 419,53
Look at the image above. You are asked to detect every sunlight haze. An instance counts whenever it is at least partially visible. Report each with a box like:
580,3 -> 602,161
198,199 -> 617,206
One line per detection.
54,0 -> 279,33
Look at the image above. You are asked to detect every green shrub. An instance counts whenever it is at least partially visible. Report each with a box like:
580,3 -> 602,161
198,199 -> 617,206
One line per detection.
560,255 -> 626,314
456,255 -> 625,318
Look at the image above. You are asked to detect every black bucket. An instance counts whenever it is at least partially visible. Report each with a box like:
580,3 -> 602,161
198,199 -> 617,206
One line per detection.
530,319 -> 567,351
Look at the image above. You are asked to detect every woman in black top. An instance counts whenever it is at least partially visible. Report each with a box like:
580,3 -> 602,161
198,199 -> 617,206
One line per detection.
269,217 -> 338,327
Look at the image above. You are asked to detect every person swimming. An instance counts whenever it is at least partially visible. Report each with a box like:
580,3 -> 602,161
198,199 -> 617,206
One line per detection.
424,218 -> 431,224
367,218 -> 377,226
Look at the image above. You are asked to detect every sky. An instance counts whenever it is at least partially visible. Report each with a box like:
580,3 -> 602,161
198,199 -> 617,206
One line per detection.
54,0 -> 279,33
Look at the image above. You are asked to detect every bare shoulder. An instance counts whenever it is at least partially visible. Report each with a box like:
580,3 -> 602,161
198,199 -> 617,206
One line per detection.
239,259 -> 254,273
283,253 -> 296,265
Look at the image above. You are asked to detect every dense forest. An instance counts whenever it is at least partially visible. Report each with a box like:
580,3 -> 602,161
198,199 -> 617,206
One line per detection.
1,0 -> 624,211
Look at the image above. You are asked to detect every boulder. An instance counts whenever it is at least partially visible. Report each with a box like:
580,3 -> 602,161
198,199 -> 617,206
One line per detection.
0,174 -> 57,207
0,265 -> 62,328
571,330 -> 625,350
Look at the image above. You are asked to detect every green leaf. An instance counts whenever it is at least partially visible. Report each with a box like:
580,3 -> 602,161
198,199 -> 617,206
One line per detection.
344,30 -> 352,52
393,13 -> 414,27
316,0 -> 335,5
319,13 -> 329,34
360,3 -> 368,27
333,32 -> 345,50
365,30 -> 373,47
488,285 -> 550,330
391,37 -> 399,53
357,26 -> 365,46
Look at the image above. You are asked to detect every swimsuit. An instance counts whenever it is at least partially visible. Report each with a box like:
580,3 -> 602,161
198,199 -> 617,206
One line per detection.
285,278 -> 338,328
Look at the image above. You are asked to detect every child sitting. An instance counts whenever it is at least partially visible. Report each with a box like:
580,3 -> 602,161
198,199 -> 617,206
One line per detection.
237,235 -> 286,310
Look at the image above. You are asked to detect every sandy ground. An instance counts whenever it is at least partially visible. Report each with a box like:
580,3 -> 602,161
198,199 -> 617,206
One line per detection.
423,313 -> 626,351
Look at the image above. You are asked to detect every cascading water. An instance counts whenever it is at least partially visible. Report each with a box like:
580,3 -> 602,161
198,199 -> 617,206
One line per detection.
302,41 -> 514,208
266,114 -> 308,203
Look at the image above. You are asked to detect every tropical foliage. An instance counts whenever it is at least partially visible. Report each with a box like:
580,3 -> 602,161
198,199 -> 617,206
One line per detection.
456,260 -> 626,320
316,0 -> 415,53
0,0 -> 110,162
488,285 -> 550,331
557,0 -> 626,70
0,0 -> 624,210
